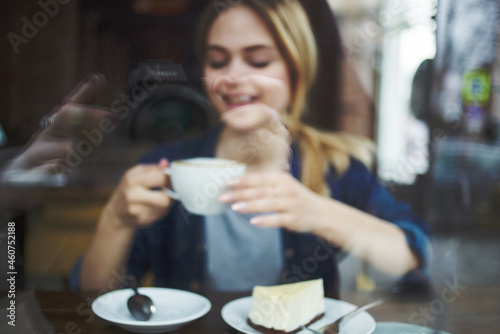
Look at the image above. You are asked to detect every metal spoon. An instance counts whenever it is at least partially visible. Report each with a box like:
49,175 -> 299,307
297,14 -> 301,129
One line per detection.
301,299 -> 383,334
127,278 -> 156,321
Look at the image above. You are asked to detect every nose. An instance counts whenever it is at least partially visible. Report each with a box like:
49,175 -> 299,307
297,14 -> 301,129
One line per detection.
225,58 -> 248,80
212,59 -> 249,94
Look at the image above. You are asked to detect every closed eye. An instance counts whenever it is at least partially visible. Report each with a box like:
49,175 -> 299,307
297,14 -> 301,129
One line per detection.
251,61 -> 270,68
209,61 -> 227,69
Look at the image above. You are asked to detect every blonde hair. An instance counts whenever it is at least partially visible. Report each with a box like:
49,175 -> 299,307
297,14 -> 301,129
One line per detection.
196,0 -> 374,196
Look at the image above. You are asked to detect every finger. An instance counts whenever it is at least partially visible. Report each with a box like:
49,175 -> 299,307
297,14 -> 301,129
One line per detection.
63,73 -> 107,105
132,187 -> 172,208
246,75 -> 288,111
158,158 -> 169,169
231,198 -> 288,214
221,107 -> 291,163
249,213 -> 293,228
129,203 -> 170,227
42,159 -> 74,176
219,186 -> 274,203
19,140 -> 73,168
45,104 -> 120,138
212,75 -> 233,96
126,165 -> 168,188
228,172 -> 287,189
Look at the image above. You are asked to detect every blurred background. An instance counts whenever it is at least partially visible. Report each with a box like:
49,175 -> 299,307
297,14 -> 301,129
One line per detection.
0,0 -> 499,301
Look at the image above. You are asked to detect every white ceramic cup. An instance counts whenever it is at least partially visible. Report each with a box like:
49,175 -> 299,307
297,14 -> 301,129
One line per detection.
164,158 -> 246,215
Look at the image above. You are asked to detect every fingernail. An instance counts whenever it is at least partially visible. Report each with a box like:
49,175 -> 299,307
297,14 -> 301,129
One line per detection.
85,73 -> 98,84
231,202 -> 246,212
219,193 -> 233,202
228,178 -> 241,186
89,73 -> 104,84
67,105 -> 83,112
250,217 -> 263,225
158,158 -> 169,167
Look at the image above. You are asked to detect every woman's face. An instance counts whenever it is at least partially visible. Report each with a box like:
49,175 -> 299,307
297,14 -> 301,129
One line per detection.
204,5 -> 291,120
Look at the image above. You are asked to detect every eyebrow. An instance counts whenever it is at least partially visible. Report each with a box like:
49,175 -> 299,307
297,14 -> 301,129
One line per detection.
207,44 -> 274,53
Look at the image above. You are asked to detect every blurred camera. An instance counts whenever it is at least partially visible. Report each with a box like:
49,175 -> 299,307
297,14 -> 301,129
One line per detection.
126,60 -> 215,144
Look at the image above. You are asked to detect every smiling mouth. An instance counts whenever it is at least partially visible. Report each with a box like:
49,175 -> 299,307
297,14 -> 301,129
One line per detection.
221,95 -> 258,108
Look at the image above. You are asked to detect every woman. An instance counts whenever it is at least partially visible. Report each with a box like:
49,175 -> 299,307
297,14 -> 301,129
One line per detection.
74,0 -> 430,295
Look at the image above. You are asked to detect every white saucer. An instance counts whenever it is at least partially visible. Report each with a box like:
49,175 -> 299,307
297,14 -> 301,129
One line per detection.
221,296 -> 376,334
373,322 -> 451,334
91,287 -> 211,333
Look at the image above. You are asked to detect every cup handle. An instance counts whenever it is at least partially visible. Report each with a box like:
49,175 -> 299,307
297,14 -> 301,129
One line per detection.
163,167 -> 180,201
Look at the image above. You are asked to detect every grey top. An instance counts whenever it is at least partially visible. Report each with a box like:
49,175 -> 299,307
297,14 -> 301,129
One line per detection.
204,209 -> 284,291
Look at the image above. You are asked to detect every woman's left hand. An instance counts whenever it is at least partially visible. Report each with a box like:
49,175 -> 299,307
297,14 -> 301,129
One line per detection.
219,171 -> 326,233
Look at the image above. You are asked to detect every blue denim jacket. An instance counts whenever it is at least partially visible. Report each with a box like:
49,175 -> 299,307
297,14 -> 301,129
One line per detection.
70,125 -> 431,297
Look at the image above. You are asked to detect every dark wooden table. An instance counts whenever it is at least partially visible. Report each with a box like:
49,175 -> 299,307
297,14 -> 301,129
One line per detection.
6,288 -> 499,333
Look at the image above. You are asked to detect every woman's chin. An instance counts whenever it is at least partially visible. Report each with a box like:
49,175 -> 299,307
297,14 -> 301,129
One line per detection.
222,119 -> 262,133
220,106 -> 270,132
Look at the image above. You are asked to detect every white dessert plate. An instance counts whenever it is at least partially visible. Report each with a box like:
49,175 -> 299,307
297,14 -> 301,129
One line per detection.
221,296 -> 376,334
372,322 -> 451,334
91,287 -> 211,333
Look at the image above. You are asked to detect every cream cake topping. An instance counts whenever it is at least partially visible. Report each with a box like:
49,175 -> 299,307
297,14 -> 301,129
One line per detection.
248,279 -> 325,332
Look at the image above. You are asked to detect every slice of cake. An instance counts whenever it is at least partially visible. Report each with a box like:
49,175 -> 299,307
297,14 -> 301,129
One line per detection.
247,279 -> 325,333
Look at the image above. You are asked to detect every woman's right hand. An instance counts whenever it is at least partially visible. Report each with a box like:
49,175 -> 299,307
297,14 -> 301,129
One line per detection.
81,159 -> 173,290
105,159 -> 174,228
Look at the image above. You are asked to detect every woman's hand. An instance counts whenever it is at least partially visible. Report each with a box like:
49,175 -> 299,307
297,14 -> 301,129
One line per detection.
215,74 -> 288,131
214,75 -> 291,172
5,73 -> 119,174
221,103 -> 291,171
220,171 -> 421,276
1,73 -> 121,210
219,171 -> 327,233
105,159 -> 174,228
